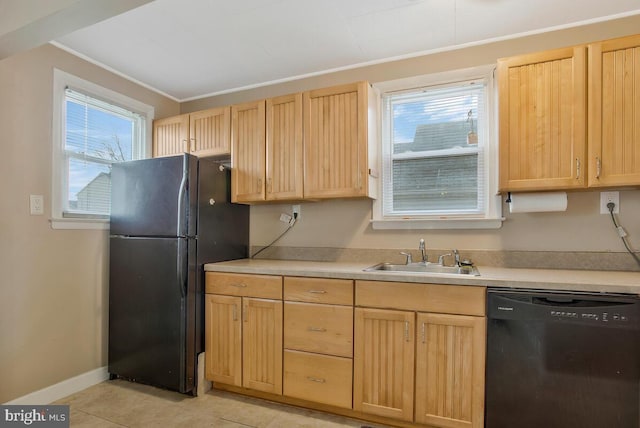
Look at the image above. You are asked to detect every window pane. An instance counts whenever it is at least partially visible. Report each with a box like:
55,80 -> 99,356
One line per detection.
65,98 -> 134,162
62,88 -> 144,218
392,85 -> 482,154
382,80 -> 486,217
67,158 -> 111,216
392,155 -> 478,212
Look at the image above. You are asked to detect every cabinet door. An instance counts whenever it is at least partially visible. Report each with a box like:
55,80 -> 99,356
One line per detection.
204,294 -> 242,387
303,82 -> 370,198
353,308 -> 414,421
588,34 -> 640,187
498,46 -> 586,191
189,107 -> 230,156
231,101 -> 266,202
415,313 -> 486,428
153,114 -> 189,157
242,298 -> 283,394
266,93 -> 303,200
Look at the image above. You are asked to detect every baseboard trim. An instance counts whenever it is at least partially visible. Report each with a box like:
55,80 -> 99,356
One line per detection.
5,366 -> 109,405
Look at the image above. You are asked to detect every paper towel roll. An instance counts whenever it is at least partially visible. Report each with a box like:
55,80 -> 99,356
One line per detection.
508,192 -> 567,213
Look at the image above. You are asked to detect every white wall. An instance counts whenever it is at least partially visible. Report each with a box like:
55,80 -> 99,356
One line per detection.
0,43 -> 179,403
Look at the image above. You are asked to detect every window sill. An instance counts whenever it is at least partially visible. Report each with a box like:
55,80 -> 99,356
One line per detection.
371,218 -> 504,230
50,218 -> 109,230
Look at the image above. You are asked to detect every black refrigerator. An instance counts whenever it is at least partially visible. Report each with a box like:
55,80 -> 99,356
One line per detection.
108,154 -> 248,394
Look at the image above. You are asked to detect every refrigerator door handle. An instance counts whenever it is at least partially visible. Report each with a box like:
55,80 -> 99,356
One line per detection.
176,165 -> 188,237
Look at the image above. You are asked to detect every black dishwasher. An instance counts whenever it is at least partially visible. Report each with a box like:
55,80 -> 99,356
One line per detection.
486,289 -> 640,428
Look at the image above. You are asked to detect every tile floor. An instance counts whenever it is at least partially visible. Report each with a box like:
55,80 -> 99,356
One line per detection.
55,380 -> 390,428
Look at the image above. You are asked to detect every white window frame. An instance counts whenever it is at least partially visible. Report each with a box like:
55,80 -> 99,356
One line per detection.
51,69 -> 154,230
371,65 -> 502,230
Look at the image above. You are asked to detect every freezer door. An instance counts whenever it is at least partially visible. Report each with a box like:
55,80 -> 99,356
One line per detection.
194,158 -> 249,353
197,157 -> 249,265
110,154 -> 198,237
108,236 -> 197,393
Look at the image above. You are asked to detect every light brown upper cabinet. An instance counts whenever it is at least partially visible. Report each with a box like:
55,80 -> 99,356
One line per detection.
303,81 -> 377,199
231,100 -> 266,203
231,95 -> 304,203
153,114 -> 189,157
266,94 -> 303,200
152,107 -> 231,158
588,34 -> 640,188
498,46 -> 587,192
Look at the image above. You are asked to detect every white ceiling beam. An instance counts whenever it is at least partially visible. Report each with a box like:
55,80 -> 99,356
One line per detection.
0,0 -> 154,59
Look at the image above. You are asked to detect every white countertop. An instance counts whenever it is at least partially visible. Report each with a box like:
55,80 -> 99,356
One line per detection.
204,259 -> 640,295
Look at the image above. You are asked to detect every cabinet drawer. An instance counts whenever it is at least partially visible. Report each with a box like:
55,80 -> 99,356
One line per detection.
284,277 -> 353,305
284,302 -> 353,357
283,350 -> 352,409
356,280 -> 486,316
205,272 -> 282,299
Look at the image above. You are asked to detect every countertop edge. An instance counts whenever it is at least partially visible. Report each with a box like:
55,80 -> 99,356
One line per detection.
204,259 -> 640,295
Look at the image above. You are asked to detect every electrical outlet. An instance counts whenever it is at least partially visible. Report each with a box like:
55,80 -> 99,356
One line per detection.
600,191 -> 619,214
30,195 -> 44,215
292,204 -> 301,219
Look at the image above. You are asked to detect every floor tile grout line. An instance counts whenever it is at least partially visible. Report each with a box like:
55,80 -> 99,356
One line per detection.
72,408 -> 129,427
218,417 -> 258,428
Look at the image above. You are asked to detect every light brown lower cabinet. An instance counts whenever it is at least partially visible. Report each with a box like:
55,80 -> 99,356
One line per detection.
206,273 -> 486,428
204,274 -> 283,395
353,308 -> 485,427
205,294 -> 282,394
281,277 -> 354,409
414,313 -> 486,428
353,308 -> 415,421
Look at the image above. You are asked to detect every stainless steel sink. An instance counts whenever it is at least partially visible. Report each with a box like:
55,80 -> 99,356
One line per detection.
364,262 -> 480,276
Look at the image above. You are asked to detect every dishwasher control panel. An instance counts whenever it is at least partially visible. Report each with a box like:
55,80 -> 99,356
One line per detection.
488,289 -> 640,330
550,310 -> 631,323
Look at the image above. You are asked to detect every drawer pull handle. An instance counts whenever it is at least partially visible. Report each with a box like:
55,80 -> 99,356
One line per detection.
230,282 -> 247,288
233,305 -> 238,321
307,290 -> 327,294
308,327 -> 327,332
404,321 -> 410,342
421,322 -> 426,344
307,376 -> 326,383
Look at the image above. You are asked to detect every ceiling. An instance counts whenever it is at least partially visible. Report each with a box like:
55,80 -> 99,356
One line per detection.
37,0 -> 640,101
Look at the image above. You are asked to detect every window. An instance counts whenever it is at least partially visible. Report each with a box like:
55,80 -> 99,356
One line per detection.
372,66 -> 501,229
52,69 -> 154,229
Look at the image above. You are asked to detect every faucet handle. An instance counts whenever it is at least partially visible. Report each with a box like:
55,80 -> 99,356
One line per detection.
437,253 -> 452,266
399,252 -> 413,265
